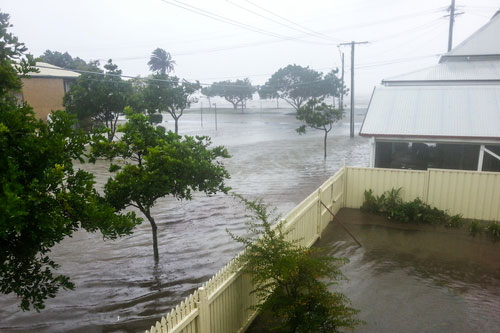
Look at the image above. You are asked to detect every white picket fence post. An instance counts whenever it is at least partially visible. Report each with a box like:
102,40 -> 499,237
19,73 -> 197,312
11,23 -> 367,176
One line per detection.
197,287 -> 210,333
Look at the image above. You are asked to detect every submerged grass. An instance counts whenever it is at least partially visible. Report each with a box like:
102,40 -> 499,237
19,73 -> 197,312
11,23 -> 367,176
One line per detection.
361,188 -> 499,241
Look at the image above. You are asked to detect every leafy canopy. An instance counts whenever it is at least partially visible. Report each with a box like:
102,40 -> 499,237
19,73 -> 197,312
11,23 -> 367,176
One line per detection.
259,64 -> 334,110
63,59 -> 132,141
142,74 -> 200,134
92,108 -> 231,261
296,98 -> 343,159
229,196 -> 361,332
148,48 -> 176,75
37,50 -> 100,71
202,78 -> 256,110
0,12 -> 141,311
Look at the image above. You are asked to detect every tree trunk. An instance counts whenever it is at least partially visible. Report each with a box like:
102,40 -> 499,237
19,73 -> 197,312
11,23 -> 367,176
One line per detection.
145,212 -> 160,263
231,102 -> 238,110
323,130 -> 328,160
174,118 -> 179,134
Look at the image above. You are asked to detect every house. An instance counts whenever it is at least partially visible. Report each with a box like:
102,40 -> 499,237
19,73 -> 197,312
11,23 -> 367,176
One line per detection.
19,62 -> 80,121
360,11 -> 500,172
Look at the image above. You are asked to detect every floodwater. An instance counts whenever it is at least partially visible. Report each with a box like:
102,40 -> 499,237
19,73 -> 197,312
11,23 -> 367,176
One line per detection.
319,209 -> 500,333
0,108 -> 370,332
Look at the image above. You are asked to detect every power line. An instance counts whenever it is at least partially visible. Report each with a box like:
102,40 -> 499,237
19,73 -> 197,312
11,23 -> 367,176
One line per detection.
158,0 -> 332,46
240,0 -> 343,42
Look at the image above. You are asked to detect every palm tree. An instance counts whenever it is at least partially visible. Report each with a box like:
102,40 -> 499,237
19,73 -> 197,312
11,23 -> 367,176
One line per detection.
148,48 -> 176,75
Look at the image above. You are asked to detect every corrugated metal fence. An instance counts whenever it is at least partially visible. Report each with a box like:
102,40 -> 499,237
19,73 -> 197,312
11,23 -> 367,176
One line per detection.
146,167 -> 499,333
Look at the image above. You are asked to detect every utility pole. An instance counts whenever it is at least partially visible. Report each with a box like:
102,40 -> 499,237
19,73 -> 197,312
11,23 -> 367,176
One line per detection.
214,103 -> 218,131
340,52 -> 345,112
448,0 -> 455,52
445,0 -> 464,52
339,41 -> 368,138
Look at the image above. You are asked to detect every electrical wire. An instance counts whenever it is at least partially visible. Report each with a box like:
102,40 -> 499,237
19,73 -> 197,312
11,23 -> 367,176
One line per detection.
158,0 -> 333,45
226,0 -> 343,43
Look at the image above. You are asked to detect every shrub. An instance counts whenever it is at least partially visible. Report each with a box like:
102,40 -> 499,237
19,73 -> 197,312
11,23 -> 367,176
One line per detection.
468,221 -> 484,237
485,222 -> 500,241
229,196 -> 361,332
361,188 -> 463,226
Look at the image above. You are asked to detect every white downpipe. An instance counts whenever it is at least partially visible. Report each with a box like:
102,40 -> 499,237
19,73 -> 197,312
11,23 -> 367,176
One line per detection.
369,137 -> 376,168
477,145 -> 485,171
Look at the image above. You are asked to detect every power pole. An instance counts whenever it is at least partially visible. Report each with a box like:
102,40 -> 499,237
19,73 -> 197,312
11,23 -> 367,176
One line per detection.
448,0 -> 455,52
445,0 -> 464,52
339,41 -> 368,138
340,51 -> 344,112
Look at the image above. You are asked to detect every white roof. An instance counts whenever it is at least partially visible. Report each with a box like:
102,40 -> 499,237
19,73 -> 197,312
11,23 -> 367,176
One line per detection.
383,61 -> 500,83
28,62 -> 80,78
360,86 -> 500,141
444,12 -> 500,57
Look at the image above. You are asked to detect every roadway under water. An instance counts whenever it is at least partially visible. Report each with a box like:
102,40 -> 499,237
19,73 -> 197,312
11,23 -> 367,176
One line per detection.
0,108 -> 370,332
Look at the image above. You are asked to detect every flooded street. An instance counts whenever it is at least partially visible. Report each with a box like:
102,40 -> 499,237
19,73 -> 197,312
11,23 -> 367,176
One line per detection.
318,209 -> 500,333
0,108 -> 370,332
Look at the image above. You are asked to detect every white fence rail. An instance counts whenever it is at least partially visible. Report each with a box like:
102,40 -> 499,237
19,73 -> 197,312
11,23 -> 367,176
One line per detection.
146,167 -> 499,333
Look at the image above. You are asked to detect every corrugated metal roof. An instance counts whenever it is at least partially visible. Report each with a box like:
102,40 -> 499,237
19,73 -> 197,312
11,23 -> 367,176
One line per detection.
27,62 -> 80,78
445,12 -> 500,57
383,61 -> 500,83
360,86 -> 500,140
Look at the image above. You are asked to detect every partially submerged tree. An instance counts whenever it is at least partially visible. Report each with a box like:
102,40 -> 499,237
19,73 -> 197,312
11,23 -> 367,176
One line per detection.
202,78 -> 255,110
148,48 -> 176,75
296,98 -> 343,159
228,196 -> 361,332
0,13 -> 141,311
260,64 -> 328,110
142,75 -> 200,134
63,59 -> 131,141
92,109 -> 231,262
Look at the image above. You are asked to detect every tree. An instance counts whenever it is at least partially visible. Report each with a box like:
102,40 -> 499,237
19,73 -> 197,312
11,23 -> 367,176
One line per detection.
142,74 -> 200,134
148,48 -> 176,75
228,196 -> 361,332
260,64 -> 331,110
37,50 -> 100,71
296,98 -> 343,159
63,59 -> 132,141
0,12 -> 141,311
91,109 -> 231,262
202,78 -> 255,110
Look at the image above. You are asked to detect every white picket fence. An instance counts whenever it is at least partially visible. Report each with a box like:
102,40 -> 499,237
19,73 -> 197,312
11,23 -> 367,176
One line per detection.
146,167 -> 346,333
146,166 -> 500,333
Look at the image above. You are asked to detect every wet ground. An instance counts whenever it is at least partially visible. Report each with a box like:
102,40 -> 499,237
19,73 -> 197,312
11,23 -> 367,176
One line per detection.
0,108 -> 370,332
249,208 -> 500,332
323,209 -> 500,333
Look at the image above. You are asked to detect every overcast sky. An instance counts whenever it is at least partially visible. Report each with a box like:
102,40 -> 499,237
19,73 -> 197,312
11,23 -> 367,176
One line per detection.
3,0 -> 499,103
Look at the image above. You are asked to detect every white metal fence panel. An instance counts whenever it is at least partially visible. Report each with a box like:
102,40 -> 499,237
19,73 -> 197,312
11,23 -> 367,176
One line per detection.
427,169 -> 500,221
345,167 -> 427,208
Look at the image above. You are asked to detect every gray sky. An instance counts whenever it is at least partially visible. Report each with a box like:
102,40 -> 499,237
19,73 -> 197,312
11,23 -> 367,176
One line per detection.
3,0 -> 499,103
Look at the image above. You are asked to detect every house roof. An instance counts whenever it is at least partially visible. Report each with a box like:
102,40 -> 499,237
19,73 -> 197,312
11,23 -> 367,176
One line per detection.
442,11 -> 500,58
27,62 -> 80,79
382,60 -> 500,84
359,86 -> 500,141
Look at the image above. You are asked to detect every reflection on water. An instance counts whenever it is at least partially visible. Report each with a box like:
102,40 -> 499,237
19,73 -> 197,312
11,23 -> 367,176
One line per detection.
0,109 -> 369,332
318,209 -> 500,333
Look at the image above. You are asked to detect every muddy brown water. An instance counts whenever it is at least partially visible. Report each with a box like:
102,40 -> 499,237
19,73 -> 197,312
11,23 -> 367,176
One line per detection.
0,109 -> 370,332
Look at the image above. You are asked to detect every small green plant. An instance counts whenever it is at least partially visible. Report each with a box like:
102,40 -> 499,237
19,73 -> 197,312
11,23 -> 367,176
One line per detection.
362,188 -> 464,226
445,214 -> 465,229
485,222 -> 500,241
468,221 -> 484,237
228,195 -> 361,332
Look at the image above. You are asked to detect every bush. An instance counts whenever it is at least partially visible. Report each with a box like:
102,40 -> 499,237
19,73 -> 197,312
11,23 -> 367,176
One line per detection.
485,222 -> 500,241
468,221 -> 484,237
229,196 -> 361,332
361,188 -> 463,226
